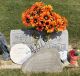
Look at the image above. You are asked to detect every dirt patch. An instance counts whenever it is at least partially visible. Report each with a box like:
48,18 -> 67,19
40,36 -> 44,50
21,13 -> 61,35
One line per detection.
0,58 -> 21,69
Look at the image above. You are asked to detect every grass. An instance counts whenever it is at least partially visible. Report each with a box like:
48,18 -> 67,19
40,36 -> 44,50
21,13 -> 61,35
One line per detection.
0,0 -> 80,47
0,68 -> 80,76
0,0 -> 80,45
0,0 -> 80,76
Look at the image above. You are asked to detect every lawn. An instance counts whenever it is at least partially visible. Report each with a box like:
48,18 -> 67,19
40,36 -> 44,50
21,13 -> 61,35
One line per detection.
0,0 -> 80,76
0,0 -> 80,47
0,68 -> 80,76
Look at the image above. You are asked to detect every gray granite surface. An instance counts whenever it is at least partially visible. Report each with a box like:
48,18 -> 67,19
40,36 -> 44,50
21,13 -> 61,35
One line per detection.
22,48 -> 63,73
10,30 -> 68,53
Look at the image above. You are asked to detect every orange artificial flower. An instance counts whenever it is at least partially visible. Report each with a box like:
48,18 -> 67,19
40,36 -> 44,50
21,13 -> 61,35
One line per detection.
30,2 -> 44,12
31,16 -> 39,27
34,2 -> 44,7
57,26 -> 66,31
38,20 -> 45,27
57,17 -> 67,31
36,8 -> 44,15
45,21 -> 55,33
30,3 -> 44,16
40,12 -> 51,21
30,4 -> 38,11
36,24 -> 44,31
30,11 -> 36,16
38,16 -> 45,26
22,12 -> 31,27
42,5 -> 53,12
57,19 -> 63,25
45,20 -> 50,26
62,17 -> 68,27
52,12 -> 61,20
25,8 -> 31,14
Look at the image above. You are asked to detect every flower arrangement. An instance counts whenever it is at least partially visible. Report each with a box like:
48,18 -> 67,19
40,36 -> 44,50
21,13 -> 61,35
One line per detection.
22,2 -> 68,33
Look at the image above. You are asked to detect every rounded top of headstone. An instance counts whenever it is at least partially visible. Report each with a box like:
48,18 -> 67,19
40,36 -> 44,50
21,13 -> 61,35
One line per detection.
10,43 -> 31,64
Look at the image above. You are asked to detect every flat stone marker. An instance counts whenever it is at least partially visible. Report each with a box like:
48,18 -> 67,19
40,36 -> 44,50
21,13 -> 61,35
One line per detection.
22,48 -> 63,73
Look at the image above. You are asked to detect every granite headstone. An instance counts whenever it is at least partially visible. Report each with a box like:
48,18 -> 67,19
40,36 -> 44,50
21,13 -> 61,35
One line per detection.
0,32 -> 7,46
22,48 -> 63,73
10,29 -> 68,53
10,30 -> 68,72
0,32 -> 10,60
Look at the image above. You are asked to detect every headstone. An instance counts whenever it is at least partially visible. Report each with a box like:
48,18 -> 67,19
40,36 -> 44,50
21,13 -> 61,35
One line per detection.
0,32 -> 10,60
10,30 -> 68,72
22,48 -> 63,73
10,29 -> 68,53
10,30 -> 33,47
0,32 -> 7,46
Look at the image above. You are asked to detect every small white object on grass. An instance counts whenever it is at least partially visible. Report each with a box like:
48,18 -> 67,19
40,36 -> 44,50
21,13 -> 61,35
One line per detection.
59,51 -> 67,61
10,43 -> 31,64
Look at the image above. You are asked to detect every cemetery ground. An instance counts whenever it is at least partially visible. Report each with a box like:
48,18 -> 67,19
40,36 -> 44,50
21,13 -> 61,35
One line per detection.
0,0 -> 80,76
